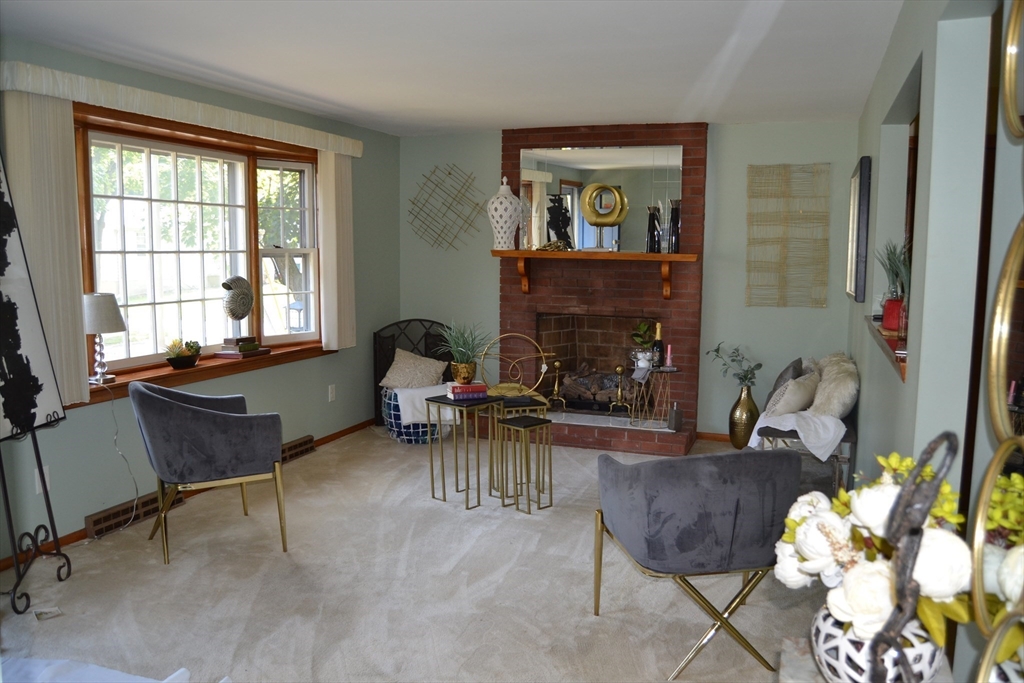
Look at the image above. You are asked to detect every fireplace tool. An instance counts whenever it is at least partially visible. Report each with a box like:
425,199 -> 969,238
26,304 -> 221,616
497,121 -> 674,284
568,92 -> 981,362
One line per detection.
548,360 -> 566,410
608,365 -> 632,417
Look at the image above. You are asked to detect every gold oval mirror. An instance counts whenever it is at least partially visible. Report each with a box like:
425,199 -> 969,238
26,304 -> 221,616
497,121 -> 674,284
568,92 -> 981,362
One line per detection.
988,217 -> 1024,443
1004,0 -> 1024,138
971,436 -> 1024,637
580,183 -> 629,227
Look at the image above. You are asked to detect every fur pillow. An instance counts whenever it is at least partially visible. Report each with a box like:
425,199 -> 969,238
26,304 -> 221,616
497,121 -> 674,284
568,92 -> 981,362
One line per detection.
379,348 -> 448,389
765,371 -> 820,417
808,352 -> 859,418
765,358 -> 804,409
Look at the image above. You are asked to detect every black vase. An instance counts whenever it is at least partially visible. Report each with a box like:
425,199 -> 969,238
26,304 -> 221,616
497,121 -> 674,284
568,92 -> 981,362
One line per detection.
646,206 -> 661,254
668,199 -> 681,254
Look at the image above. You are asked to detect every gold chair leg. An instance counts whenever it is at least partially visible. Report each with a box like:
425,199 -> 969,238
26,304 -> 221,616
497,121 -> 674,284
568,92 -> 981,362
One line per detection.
594,510 -> 604,616
240,482 -> 249,516
668,571 -> 774,679
153,483 -> 179,565
274,461 -> 287,552
149,477 -> 166,540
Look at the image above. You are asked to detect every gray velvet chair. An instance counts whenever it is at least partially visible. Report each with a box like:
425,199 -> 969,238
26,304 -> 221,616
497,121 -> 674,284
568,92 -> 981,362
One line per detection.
594,449 -> 801,680
128,381 -> 287,564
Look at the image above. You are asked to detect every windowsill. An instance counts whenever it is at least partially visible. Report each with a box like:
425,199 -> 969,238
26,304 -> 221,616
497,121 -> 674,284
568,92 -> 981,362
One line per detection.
865,316 -> 907,382
75,342 -> 335,408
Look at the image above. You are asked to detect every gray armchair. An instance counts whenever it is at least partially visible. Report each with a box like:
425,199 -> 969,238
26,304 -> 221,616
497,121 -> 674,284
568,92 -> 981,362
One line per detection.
128,381 -> 287,564
594,449 -> 801,680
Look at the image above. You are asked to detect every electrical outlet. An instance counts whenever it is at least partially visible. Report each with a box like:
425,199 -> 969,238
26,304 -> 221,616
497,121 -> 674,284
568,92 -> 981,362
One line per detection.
34,466 -> 50,495
328,384 -> 336,402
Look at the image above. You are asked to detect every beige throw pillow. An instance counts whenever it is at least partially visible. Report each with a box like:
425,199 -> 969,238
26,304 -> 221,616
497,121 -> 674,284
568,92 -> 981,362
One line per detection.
765,372 -> 820,417
379,348 -> 448,389
808,352 -> 859,418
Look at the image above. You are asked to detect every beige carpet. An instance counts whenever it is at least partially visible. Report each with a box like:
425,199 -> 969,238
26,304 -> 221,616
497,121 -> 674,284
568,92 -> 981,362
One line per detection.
1,429 -> 827,682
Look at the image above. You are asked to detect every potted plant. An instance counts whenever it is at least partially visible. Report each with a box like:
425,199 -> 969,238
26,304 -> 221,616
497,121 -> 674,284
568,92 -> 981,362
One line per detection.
165,339 -> 202,369
706,342 -> 762,448
630,321 -> 655,368
437,322 -> 490,384
876,239 -> 911,332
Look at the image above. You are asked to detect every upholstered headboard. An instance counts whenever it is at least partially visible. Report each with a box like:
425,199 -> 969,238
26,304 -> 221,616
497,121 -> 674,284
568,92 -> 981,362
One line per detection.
372,319 -> 453,425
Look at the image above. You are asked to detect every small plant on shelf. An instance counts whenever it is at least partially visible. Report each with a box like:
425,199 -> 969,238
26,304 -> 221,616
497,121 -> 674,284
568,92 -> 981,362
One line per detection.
165,339 -> 201,357
706,342 -> 761,387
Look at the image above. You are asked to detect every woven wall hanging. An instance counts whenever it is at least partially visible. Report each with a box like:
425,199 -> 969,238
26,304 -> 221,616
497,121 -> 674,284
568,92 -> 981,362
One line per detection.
746,163 -> 830,308
408,164 -> 486,250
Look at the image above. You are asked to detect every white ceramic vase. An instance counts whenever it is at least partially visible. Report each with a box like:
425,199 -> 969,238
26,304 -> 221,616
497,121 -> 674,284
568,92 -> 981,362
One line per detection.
810,606 -> 942,683
487,177 -> 521,250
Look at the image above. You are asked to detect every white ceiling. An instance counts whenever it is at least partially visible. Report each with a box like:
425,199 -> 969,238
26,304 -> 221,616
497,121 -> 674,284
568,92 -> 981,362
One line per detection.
0,0 -> 904,138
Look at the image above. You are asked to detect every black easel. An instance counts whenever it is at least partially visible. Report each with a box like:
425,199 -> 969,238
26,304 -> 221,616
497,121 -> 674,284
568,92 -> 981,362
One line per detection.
0,428 -> 71,614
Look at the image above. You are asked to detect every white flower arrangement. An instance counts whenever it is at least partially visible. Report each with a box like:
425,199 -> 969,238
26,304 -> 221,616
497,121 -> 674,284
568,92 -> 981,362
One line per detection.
775,452 -> 972,646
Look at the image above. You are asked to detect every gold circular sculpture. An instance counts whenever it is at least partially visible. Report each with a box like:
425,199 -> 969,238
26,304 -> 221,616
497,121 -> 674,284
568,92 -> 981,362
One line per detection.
480,333 -> 551,396
580,183 -> 629,227
1004,0 -> 1024,138
987,216 -> 1024,443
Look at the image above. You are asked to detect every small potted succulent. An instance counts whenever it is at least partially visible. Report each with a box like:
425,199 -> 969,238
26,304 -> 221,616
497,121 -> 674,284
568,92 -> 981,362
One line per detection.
165,339 -> 202,369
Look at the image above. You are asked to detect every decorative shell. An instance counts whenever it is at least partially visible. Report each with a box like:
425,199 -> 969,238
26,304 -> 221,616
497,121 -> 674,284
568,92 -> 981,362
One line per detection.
221,276 -> 254,320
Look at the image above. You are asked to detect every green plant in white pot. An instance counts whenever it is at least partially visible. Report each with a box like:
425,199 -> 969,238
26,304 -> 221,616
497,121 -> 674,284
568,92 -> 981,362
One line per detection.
438,322 -> 491,384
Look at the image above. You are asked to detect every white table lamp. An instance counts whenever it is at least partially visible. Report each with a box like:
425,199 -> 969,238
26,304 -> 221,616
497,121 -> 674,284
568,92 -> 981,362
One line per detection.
83,293 -> 126,384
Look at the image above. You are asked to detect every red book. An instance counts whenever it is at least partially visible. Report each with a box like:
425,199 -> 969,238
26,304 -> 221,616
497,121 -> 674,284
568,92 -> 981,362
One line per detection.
447,382 -> 487,394
446,392 -> 489,401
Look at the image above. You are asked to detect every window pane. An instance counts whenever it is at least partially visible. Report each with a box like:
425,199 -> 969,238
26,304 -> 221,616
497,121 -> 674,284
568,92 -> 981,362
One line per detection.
180,301 -> 203,343
177,155 -> 198,202
262,294 -> 290,337
154,202 -> 176,251
151,151 -> 174,200
289,254 -> 311,292
259,208 -> 281,248
178,204 -> 200,250
155,303 -> 181,348
123,199 -> 151,251
281,169 -> 301,208
91,143 -> 119,196
257,168 -> 280,207
179,254 -> 202,300
227,251 -> 247,279
226,207 -> 246,250
122,147 -> 147,197
93,198 -> 122,251
261,254 -> 284,290
201,158 -> 221,204
205,299 -> 230,344
104,329 -> 127,362
125,254 -> 153,305
154,254 -> 179,302
287,293 -> 312,333
203,206 -> 223,250
204,253 -> 224,299
225,161 -> 245,205
95,254 -> 124,302
126,305 -> 155,357
282,209 -> 301,248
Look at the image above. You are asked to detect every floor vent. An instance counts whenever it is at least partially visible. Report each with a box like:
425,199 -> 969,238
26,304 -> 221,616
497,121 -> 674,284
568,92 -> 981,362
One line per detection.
282,434 -> 316,464
84,490 -> 185,539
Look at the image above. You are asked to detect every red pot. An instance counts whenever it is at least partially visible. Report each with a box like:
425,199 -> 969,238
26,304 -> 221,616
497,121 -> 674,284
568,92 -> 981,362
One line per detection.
882,297 -> 903,331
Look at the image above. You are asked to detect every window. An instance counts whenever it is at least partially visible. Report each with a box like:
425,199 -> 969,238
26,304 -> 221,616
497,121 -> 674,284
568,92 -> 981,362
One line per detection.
77,108 -> 320,369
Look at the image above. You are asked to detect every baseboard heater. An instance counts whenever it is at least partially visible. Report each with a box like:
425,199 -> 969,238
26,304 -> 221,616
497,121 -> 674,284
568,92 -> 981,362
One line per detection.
85,435 -> 316,539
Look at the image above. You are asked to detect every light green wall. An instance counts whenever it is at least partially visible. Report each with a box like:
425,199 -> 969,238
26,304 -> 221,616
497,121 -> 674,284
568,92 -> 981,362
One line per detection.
698,121 -> 858,432
398,132 -> 502,340
0,38 -> 402,555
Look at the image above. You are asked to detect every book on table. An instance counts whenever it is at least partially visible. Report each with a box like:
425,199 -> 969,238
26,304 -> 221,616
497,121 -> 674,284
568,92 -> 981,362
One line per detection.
221,342 -> 261,352
223,335 -> 257,345
446,391 -> 489,401
214,348 -> 271,359
446,381 -> 487,394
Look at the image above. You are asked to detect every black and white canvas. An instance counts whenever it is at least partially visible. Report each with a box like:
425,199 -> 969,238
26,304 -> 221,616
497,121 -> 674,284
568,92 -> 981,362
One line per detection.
0,152 -> 65,440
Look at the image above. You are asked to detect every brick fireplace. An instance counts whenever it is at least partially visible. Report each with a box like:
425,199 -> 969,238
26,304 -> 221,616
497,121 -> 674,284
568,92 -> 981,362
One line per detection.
497,123 -> 707,456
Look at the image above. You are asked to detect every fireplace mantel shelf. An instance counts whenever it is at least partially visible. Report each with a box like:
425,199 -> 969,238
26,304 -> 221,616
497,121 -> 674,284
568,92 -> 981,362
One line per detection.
491,250 -> 699,299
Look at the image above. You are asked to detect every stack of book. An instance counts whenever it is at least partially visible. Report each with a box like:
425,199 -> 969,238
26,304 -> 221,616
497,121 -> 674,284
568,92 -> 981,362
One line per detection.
446,381 -> 489,400
214,335 -> 271,359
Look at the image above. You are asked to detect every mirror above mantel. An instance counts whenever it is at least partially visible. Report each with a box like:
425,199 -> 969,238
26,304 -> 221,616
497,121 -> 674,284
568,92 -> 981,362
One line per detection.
520,145 -> 683,252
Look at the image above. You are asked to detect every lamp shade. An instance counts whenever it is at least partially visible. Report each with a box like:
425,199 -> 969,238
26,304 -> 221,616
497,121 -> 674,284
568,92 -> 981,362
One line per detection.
82,293 -> 126,334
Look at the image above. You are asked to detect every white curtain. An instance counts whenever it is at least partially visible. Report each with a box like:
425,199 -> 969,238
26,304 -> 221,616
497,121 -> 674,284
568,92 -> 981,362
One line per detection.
1,91 -> 90,405
317,151 -> 357,350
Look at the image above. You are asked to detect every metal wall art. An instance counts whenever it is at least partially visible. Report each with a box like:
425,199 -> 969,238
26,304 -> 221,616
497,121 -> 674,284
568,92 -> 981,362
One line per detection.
408,164 -> 486,250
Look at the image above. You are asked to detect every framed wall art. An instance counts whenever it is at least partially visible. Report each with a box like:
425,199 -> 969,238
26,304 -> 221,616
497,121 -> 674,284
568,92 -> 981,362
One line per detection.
846,156 -> 871,303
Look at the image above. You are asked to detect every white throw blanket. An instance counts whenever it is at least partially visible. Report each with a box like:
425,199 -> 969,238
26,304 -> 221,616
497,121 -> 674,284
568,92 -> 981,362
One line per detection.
746,411 -> 846,461
393,385 -> 459,425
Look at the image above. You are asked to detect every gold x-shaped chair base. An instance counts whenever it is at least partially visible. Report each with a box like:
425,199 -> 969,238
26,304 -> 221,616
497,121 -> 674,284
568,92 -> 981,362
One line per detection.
149,462 -> 287,564
593,509 -> 774,680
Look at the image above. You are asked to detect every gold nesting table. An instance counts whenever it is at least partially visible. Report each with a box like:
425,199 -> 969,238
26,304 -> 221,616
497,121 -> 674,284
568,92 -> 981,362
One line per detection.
496,413 -> 553,514
425,394 -> 502,510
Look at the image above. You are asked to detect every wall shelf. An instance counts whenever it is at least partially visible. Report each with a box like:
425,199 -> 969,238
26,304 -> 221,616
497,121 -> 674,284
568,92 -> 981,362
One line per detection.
491,250 -> 699,299
865,316 -> 906,382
